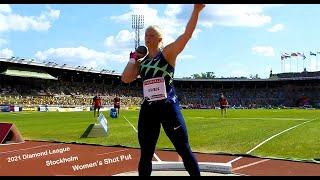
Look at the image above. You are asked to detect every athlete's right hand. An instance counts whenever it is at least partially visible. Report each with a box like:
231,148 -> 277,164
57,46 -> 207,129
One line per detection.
194,4 -> 205,13
130,51 -> 138,60
129,51 -> 138,64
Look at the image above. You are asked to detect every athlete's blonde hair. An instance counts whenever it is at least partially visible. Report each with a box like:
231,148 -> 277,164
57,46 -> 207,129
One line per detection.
145,25 -> 164,50
146,25 -> 163,38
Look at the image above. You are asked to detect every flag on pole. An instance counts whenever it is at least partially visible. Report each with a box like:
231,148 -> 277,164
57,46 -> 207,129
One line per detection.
281,53 -> 291,60
310,52 -> 317,56
297,52 -> 306,59
284,53 -> 291,57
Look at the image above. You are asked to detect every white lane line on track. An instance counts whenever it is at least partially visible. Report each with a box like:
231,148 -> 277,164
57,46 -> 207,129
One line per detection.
0,144 -> 60,155
122,115 -> 162,162
232,159 -> 270,171
228,118 -> 316,164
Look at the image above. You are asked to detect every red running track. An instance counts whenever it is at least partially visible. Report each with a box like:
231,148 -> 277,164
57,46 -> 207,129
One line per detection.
0,140 -> 319,176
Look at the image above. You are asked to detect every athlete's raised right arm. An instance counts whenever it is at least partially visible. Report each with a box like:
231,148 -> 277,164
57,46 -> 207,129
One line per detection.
121,52 -> 140,83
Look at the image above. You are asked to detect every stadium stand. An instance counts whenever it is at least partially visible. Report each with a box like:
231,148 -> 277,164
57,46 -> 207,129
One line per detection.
0,57 -> 320,111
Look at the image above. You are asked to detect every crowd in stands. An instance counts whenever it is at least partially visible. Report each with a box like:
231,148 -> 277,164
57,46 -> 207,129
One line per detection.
271,70 -> 320,79
1,78 -> 320,109
0,80 -> 142,108
176,84 -> 320,108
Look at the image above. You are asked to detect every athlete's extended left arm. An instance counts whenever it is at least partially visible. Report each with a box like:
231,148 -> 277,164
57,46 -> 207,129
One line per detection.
164,4 -> 205,65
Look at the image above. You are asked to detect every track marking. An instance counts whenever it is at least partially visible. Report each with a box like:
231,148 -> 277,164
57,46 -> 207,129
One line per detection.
123,116 -> 138,132
6,114 -> 18,116
122,116 -> 162,162
228,119 -> 316,164
128,116 -> 308,121
232,159 -> 270,171
190,117 -> 309,121
54,174 -> 75,176
0,142 -> 25,146
3,112 -> 33,115
0,143 -> 60,155
97,149 -> 128,156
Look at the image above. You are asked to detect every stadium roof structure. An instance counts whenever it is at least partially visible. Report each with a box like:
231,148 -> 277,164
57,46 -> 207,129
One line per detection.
1,57 -> 320,82
174,76 -> 320,82
0,57 -> 120,76
0,67 -> 58,80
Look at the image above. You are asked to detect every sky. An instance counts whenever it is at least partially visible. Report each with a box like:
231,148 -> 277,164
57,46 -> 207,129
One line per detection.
1,4 -> 320,79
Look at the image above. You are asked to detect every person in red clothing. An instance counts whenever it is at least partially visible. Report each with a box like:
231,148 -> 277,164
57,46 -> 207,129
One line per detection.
219,92 -> 229,118
92,95 -> 102,118
114,95 -> 120,116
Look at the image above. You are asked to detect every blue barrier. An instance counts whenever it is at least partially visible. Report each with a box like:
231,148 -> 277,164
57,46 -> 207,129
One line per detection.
0,105 -> 10,112
110,108 -> 118,118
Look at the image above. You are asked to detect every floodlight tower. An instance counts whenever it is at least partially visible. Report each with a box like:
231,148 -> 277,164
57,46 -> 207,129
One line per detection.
132,14 -> 144,49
